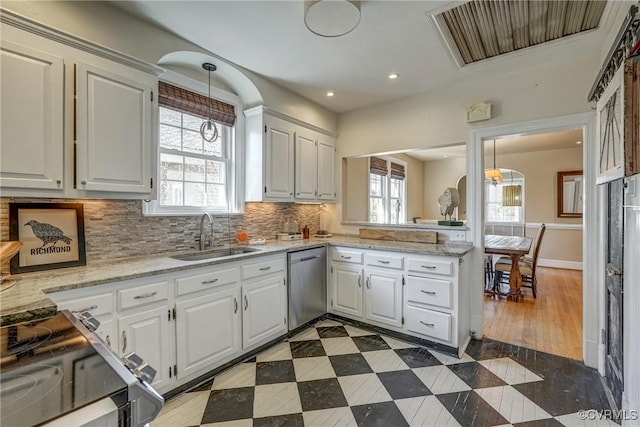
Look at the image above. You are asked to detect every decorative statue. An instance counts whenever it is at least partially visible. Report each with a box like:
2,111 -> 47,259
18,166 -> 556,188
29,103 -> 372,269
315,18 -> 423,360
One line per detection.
437,188 -> 463,226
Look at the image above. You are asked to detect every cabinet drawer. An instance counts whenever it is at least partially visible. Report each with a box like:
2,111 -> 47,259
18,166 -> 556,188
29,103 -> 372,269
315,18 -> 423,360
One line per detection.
176,267 -> 239,297
365,252 -> 403,270
406,276 -> 452,309
118,281 -> 169,310
241,257 -> 285,281
332,248 -> 364,264
406,257 -> 454,276
58,293 -> 113,317
405,306 -> 451,342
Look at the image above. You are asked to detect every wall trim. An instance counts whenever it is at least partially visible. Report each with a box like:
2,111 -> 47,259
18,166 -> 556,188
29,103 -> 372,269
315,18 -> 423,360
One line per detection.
525,222 -> 583,230
538,259 -> 583,270
0,7 -> 164,76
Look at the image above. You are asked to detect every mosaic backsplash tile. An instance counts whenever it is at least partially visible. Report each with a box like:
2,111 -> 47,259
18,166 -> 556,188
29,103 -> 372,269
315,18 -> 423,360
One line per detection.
1,198 -> 322,265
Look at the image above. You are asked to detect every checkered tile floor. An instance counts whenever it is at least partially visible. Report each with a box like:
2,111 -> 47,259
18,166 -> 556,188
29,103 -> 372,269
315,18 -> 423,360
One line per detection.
151,319 -> 613,427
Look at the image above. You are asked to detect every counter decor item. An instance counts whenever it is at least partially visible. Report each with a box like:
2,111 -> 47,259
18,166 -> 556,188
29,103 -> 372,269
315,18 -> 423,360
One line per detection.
437,188 -> 463,226
9,203 -> 86,273
316,204 -> 332,237
236,230 -> 249,245
302,225 -> 310,239
0,241 -> 22,291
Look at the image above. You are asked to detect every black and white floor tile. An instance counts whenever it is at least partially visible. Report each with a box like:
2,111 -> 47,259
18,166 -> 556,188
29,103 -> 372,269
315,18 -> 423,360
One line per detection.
152,319 -> 614,427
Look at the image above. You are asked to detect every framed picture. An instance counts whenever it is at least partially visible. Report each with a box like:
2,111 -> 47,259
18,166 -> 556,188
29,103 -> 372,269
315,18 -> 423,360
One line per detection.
9,203 -> 86,273
597,65 -> 625,184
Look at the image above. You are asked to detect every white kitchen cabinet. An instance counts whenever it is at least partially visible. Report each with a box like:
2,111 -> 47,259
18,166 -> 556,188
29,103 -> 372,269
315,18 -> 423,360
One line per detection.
331,264 -> 363,318
365,268 -> 403,328
0,41 -> 64,191
76,61 -> 155,195
242,276 -> 287,349
118,305 -> 171,391
295,131 -> 318,200
264,119 -> 295,200
317,136 -> 336,201
175,286 -> 241,379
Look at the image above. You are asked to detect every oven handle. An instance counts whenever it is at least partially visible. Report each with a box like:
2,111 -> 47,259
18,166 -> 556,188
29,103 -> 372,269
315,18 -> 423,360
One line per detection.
122,331 -> 127,353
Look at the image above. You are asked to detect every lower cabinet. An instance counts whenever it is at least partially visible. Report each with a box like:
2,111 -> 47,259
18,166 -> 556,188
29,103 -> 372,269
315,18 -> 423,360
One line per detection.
117,305 -> 171,390
175,287 -> 241,379
242,276 -> 287,349
365,268 -> 403,328
331,264 -> 363,318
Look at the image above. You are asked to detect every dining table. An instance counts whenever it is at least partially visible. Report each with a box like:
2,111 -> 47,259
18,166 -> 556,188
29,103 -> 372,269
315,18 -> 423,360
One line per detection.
484,234 -> 533,302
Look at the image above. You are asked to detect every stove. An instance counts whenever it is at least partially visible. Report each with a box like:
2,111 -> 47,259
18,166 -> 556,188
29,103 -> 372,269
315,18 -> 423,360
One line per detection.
0,311 -> 163,426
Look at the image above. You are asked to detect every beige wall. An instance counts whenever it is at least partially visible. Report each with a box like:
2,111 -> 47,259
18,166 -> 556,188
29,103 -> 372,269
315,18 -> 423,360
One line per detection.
423,157 -> 467,220
395,153 -> 425,222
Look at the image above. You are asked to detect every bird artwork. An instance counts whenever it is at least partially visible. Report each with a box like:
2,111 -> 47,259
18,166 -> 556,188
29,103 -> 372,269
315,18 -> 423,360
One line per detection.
24,220 -> 72,247
437,188 -> 462,225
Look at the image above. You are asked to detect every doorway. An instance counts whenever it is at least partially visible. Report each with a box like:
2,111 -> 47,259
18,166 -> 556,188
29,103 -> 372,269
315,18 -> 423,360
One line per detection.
467,112 -> 599,368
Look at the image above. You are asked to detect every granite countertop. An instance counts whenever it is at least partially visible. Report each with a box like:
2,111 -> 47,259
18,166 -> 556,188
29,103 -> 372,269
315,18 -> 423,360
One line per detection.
0,235 -> 473,326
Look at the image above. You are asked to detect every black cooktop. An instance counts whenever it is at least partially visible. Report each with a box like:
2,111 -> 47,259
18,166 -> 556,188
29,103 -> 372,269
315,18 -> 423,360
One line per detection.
0,312 -> 127,426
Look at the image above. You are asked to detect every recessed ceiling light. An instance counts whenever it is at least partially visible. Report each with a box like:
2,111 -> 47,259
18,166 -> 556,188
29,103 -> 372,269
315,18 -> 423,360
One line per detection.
388,73 -> 399,79
576,141 -> 582,144
326,91 -> 335,97
444,155 -> 449,158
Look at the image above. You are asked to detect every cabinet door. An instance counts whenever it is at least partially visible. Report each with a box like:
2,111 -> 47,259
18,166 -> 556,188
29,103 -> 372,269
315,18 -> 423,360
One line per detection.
118,305 -> 170,390
295,132 -> 317,200
176,287 -> 241,379
264,121 -> 294,200
331,264 -> 363,318
317,137 -> 336,200
0,41 -> 64,190
365,268 -> 403,328
76,61 -> 155,195
242,276 -> 286,349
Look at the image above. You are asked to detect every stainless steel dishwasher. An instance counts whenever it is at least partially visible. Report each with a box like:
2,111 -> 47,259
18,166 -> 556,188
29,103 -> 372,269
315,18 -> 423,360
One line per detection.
288,247 -> 327,330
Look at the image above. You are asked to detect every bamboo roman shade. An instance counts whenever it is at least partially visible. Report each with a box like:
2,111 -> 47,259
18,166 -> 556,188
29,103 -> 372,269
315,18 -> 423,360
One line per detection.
390,162 -> 406,180
370,157 -> 388,176
158,81 -> 236,126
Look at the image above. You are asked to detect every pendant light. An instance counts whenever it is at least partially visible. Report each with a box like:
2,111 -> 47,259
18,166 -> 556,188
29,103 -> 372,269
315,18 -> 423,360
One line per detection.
200,63 -> 219,142
485,140 -> 503,185
502,170 -> 522,206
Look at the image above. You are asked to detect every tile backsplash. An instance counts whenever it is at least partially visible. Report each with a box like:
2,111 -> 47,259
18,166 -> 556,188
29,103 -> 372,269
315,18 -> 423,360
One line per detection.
0,199 -> 322,264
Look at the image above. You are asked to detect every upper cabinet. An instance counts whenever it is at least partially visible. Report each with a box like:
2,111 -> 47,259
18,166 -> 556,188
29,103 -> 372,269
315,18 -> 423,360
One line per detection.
245,106 -> 336,203
0,12 -> 161,199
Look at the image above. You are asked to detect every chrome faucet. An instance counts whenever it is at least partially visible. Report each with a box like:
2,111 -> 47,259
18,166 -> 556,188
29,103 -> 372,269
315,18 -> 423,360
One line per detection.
199,212 -> 214,250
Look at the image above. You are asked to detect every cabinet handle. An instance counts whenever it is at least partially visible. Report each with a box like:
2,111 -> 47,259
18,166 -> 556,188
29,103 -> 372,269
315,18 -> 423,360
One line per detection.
234,298 -> 238,314
71,305 -> 98,314
341,255 -> 352,260
244,295 -> 248,310
202,278 -> 219,284
421,265 -> 437,270
366,277 -> 370,289
133,291 -> 157,300
378,260 -> 390,265
259,266 -> 271,271
357,276 -> 361,288
122,331 -> 127,353
56,179 -> 62,185
80,180 -> 87,185
106,335 -> 111,348
420,290 -> 437,295
419,321 -> 435,327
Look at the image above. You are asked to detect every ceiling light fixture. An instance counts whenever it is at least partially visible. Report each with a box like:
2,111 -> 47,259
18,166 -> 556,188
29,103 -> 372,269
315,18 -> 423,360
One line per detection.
576,141 -> 582,145
485,140 -> 503,185
326,91 -> 335,97
304,0 -> 361,37
502,170 -> 522,206
388,73 -> 399,79
200,62 -> 218,143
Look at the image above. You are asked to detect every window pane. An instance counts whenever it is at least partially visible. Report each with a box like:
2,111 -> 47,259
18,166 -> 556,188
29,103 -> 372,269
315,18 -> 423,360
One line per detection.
159,108 -> 181,126
390,178 -> 400,198
182,113 -> 203,132
369,198 -> 384,223
370,175 -> 383,197
183,129 -> 203,154
159,124 -> 181,150
160,153 -> 183,181
184,157 -> 206,182
206,184 -> 227,207
160,180 -> 183,206
207,160 -> 225,184
203,134 -> 223,157
185,182 -> 206,206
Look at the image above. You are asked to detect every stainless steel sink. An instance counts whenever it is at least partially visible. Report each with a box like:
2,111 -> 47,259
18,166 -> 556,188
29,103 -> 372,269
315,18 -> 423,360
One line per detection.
170,247 -> 261,261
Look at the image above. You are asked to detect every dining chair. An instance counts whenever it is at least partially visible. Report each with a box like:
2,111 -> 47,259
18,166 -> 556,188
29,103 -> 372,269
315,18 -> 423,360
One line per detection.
493,224 -> 546,298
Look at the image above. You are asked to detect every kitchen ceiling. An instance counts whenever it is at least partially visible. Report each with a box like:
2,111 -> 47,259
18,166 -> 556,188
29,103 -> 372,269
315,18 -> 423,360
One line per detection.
112,1 -> 619,113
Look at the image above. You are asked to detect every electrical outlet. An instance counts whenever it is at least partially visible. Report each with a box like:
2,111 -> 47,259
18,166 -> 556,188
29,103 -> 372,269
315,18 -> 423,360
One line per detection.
450,231 -> 466,241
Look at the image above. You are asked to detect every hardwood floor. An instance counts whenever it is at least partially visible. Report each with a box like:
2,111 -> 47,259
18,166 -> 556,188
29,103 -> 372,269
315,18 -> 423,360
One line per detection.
483,267 -> 583,360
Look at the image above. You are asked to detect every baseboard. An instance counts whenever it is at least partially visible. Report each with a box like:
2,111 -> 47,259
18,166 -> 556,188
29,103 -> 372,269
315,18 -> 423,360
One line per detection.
582,338 -> 599,369
538,258 -> 583,270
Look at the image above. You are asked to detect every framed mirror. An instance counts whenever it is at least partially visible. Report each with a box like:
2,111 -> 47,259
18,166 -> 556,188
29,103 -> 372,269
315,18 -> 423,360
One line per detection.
557,170 -> 583,218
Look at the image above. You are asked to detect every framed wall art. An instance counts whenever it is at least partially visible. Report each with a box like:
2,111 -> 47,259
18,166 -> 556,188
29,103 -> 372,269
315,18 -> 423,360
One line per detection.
597,65 -> 625,184
9,203 -> 86,273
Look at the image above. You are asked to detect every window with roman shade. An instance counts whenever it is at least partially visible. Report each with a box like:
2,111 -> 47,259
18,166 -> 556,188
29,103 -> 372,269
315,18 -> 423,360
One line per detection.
368,156 -> 407,224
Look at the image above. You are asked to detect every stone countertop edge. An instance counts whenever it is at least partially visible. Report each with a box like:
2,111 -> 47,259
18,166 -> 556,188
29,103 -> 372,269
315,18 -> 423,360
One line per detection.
0,236 -> 473,326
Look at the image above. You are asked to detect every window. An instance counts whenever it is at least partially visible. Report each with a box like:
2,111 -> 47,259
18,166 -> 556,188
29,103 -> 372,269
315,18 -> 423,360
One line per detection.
369,157 -> 406,224
485,177 -> 525,223
146,81 -> 240,215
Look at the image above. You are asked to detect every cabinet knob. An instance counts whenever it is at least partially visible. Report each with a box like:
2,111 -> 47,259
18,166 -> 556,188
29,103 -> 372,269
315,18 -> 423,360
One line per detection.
56,179 -> 61,185
80,180 -> 87,185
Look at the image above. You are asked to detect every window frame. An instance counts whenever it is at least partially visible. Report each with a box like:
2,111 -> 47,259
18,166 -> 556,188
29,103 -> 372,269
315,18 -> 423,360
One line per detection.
484,175 -> 525,225
368,156 -> 407,224
144,70 -> 245,216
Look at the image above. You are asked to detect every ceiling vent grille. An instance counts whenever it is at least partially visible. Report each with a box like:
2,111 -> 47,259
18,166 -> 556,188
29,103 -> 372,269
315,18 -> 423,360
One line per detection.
438,0 -> 607,65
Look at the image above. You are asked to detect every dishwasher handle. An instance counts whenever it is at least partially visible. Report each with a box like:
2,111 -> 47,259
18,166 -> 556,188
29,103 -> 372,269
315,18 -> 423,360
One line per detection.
300,255 -> 319,262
